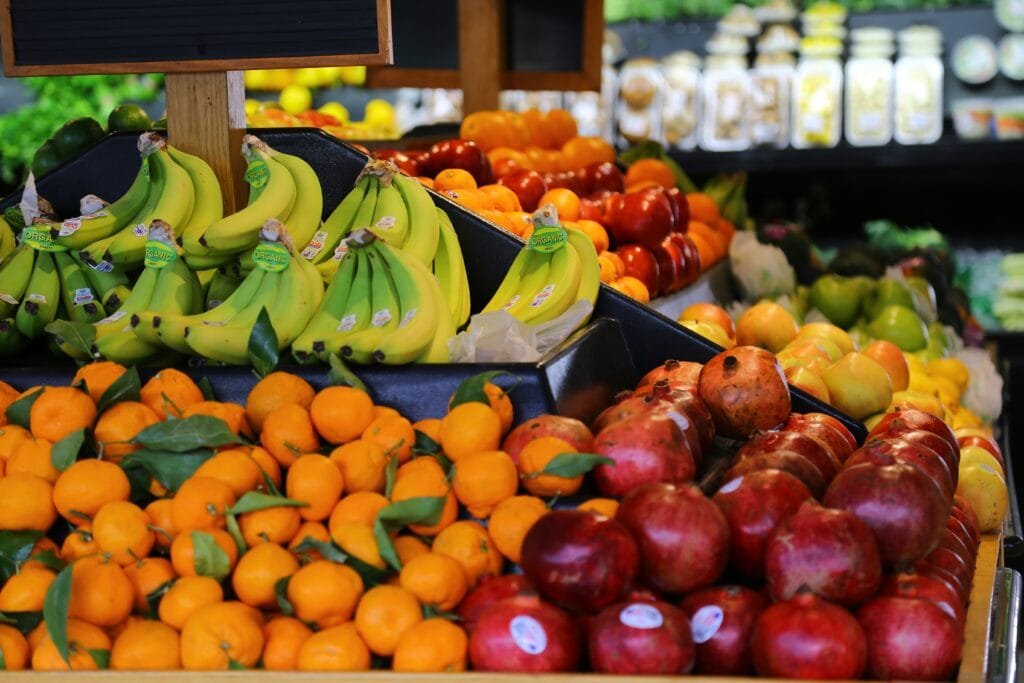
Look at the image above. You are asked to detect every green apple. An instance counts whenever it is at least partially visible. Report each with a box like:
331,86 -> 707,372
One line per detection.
863,278 -> 915,321
866,305 -> 929,352
809,275 -> 864,328
822,352 -> 893,420
791,285 -> 811,321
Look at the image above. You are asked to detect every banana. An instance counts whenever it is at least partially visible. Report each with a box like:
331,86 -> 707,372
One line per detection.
292,247 -> 360,364
0,216 -> 17,260
512,242 -> 581,325
302,176 -> 368,264
204,269 -> 244,311
393,172 -> 440,266
107,138 -> 195,268
432,207 -> 470,327
184,250 -> 235,270
315,248 -> 374,359
78,233 -> 119,270
54,156 -> 152,250
170,146 -> 224,257
275,249 -> 324,347
15,250 -> 60,338
483,248 -> 549,314
92,266 -> 160,341
415,286 -> 455,364
566,227 -> 600,310
339,246 -> 401,364
198,136 -> 296,254
274,152 -> 324,250
369,174 -> 410,248
0,244 -> 36,318
371,241 -> 441,365
122,247 -> 200,356
0,318 -> 27,356
76,253 -> 130,312
350,176 -> 380,233
54,251 -> 104,323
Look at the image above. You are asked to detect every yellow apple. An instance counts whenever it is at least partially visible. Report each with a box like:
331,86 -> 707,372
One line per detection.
959,445 -> 1005,475
736,301 -> 799,353
862,339 -> 910,392
821,352 -> 893,420
679,320 -> 735,349
888,390 -> 945,419
796,322 -> 855,356
957,463 -> 1008,532
785,366 -> 830,403
777,354 -> 830,376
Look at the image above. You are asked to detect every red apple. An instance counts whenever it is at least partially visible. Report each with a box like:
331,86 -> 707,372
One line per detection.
848,437 -> 955,500
605,188 -> 674,251
879,570 -> 965,625
857,596 -> 962,681
588,601 -> 695,674
457,574 -> 534,635
727,450 -> 827,499
424,139 -> 491,183
498,170 -> 549,212
764,501 -> 882,605
782,413 -> 856,462
737,430 -> 840,484
651,239 -> 683,295
680,585 -> 766,676
373,149 -> 421,176
868,409 -> 959,459
468,594 -> 581,672
698,347 -> 791,440
666,187 -> 691,231
502,415 -> 593,466
713,470 -> 813,582
616,244 -> 660,298
752,592 -> 867,679
616,482 -> 730,595
592,413 -> 697,497
665,232 -> 701,287
582,161 -> 625,196
578,197 -> 605,223
491,156 -> 524,179
520,510 -> 639,613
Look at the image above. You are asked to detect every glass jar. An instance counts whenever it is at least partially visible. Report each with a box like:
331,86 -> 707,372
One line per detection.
894,36 -> 944,145
661,51 -> 702,151
845,43 -> 894,146
700,55 -> 750,151
751,53 -> 794,148
792,38 -> 843,148
617,58 -> 665,146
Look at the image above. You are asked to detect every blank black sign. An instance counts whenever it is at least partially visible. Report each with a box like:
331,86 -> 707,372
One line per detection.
506,0 -> 584,72
390,0 -> 459,70
9,0 -> 380,66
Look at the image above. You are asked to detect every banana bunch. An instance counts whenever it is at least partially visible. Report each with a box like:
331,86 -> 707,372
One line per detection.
481,217 -> 600,329
0,215 -> 17,261
134,220 -> 323,365
292,228 -> 453,365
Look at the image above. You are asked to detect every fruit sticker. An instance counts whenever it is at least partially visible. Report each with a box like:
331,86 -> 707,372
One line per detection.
528,224 -> 568,253
132,223 -> 149,237
58,214 -> 106,237
529,284 -> 556,308
337,313 -> 357,332
619,603 -> 664,630
251,241 -> 290,272
245,160 -> 270,189
89,259 -> 115,273
371,308 -> 393,327
143,240 -> 178,269
690,605 -> 724,644
375,216 -> 397,230
509,615 -> 548,655
332,241 -> 350,261
718,476 -> 743,494
20,226 -> 68,252
73,288 -> 95,305
301,230 -> 330,260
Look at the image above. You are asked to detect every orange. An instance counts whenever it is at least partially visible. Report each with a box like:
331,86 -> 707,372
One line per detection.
182,400 -> 253,438
626,179 -> 663,193
68,555 -> 134,626
53,458 -> 130,524
686,192 -> 721,225
0,623 -> 28,670
717,218 -> 737,245
171,476 -> 236,531
7,437 -> 58,483
309,386 -> 374,445
610,275 -> 650,303
399,552 -> 468,611
286,453 -> 344,521
0,568 -> 55,613
518,436 -> 585,497
193,448 -> 264,497
391,457 -> 458,536
432,521 -> 503,587
331,520 -> 385,568
686,230 -> 719,269
145,498 -> 176,548
289,521 -> 332,556
262,616 -> 313,671
245,371 -> 315,433
362,414 -> 415,464
688,220 -> 727,261
506,211 -> 535,238
544,109 -> 579,149
355,585 -> 423,656
0,425 -> 32,461
92,501 -> 155,565
287,560 -> 364,629
680,302 -> 735,339
561,136 -> 616,170
93,401 -> 159,462
578,497 -> 620,518
158,576 -> 224,630
140,368 -> 203,419
599,251 -> 626,282
538,188 -> 581,221
170,529 -> 239,578
123,557 -> 176,613
29,386 -> 96,443
329,491 -> 389,529
444,188 -> 494,212
260,403 -> 319,467
27,621 -> 47,651
0,473 -> 56,531
244,445 -> 282,490
394,535 -> 431,564
625,158 -> 676,190
372,405 -> 401,420
60,524 -> 98,562
452,450 -> 519,518
72,361 -> 126,403
296,622 -> 370,671
31,618 -> 110,671
239,505 -> 302,546
232,542 -> 300,608
110,619 -> 181,670
412,418 -> 442,444
434,168 -> 478,192
439,402 -> 502,461
393,617 -> 468,672
461,111 -> 515,152
180,601 -> 264,670
417,176 -> 434,189
488,495 -> 549,563
479,184 -> 523,212
575,219 -> 610,254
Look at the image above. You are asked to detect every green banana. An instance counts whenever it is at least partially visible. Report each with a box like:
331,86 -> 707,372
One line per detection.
170,145 -> 224,258
205,269 -> 244,310
566,227 -> 600,310
0,244 -> 37,318
340,246 -> 401,364
371,241 -> 442,365
514,240 -> 581,325
432,207 -> 470,327
54,157 -> 152,250
277,249 -> 325,347
78,233 -> 119,270
292,248 -> 360,364
0,318 -> 27,356
198,136 -> 297,254
302,176 -> 368,264
77,253 -> 130,313
369,173 -> 409,248
54,251 -> 104,323
274,152 -> 324,250
317,247 -> 374,358
350,177 -> 380,234
15,250 -> 60,338
0,216 -> 17,260
92,267 -> 160,341
393,172 -> 440,266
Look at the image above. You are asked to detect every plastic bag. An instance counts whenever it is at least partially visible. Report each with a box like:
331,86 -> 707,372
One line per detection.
449,300 -> 594,363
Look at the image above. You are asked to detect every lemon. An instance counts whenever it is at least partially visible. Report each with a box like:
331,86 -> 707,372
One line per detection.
951,406 -> 984,431
907,371 -> 939,397
318,102 -> 350,124
364,99 -> 396,130
903,352 -> 927,375
339,66 -> 367,86
244,99 -> 261,117
279,84 -> 312,115
927,357 -> 970,394
244,70 -> 272,90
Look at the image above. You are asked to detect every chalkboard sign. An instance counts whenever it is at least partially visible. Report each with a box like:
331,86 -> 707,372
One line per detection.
0,0 -> 393,76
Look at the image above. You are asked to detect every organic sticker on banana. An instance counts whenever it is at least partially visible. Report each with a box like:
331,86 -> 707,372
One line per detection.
20,226 -> 68,252
528,225 -> 568,253
245,160 -> 270,189
251,242 -> 290,272
144,240 -> 178,269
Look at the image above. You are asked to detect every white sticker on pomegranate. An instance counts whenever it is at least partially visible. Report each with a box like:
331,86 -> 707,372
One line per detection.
619,603 -> 664,630
690,605 -> 724,644
509,615 -> 547,655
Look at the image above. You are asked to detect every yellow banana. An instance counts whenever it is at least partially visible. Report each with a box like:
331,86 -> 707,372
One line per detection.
15,250 -> 59,339
54,154 -> 152,250
432,207 -> 470,327
292,247 -> 360,363
369,173 -> 409,248
274,152 -> 324,250
170,145 -> 224,258
515,241 -> 581,325
393,172 -> 440,266
566,227 -> 601,309
302,176 -> 368,264
371,241 -> 441,365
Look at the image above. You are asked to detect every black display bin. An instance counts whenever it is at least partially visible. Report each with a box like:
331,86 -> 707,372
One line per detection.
0,129 -> 867,442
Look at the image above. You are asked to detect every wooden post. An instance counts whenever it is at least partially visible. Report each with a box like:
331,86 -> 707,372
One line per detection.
165,71 -> 248,213
458,0 -> 503,114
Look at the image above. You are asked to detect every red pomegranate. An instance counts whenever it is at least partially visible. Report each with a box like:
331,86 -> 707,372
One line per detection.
726,450 -> 827,498
457,574 -> 534,634
868,409 -> 959,459
783,413 -> 857,461
878,571 -> 965,626
737,430 -> 840,484
592,413 -> 696,497
698,346 -> 791,439
680,585 -> 767,676
847,437 -> 954,500
857,596 -> 962,680
587,601 -> 695,674
468,594 -> 581,672
635,359 -> 703,392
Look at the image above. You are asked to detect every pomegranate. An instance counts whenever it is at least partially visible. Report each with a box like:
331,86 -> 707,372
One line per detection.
591,383 -> 703,462
783,413 -> 857,461
519,510 -> 638,613
953,494 -> 982,541
876,427 -> 959,489
468,594 -> 581,672
726,450 -> 827,498
938,528 -> 976,570
587,601 -> 695,674
913,560 -> 970,605
925,546 -> 974,595
824,462 -> 948,565
680,585 -> 766,676
631,382 -> 715,451
868,409 -> 959,459
947,514 -> 980,553
713,470 -> 813,581
457,574 -> 534,634
616,482 -> 730,594
737,430 -> 840,484
764,501 -> 882,605
635,359 -> 703,392
698,346 -> 791,439
847,437 -> 954,499
857,596 -> 962,680
592,413 -> 696,497
752,592 -> 867,679
502,415 -> 593,465
879,571 -> 965,626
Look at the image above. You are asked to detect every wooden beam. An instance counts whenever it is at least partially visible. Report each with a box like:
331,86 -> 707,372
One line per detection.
457,0 -> 503,113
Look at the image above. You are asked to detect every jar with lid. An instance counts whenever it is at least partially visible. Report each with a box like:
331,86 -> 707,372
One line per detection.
894,26 -> 944,144
617,58 -> 665,147
845,41 -> 894,146
792,37 -> 844,148
701,55 -> 751,151
751,52 -> 794,148
661,51 -> 702,150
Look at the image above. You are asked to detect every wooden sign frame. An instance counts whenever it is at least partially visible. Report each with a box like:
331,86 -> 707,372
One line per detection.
0,0 -> 393,76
